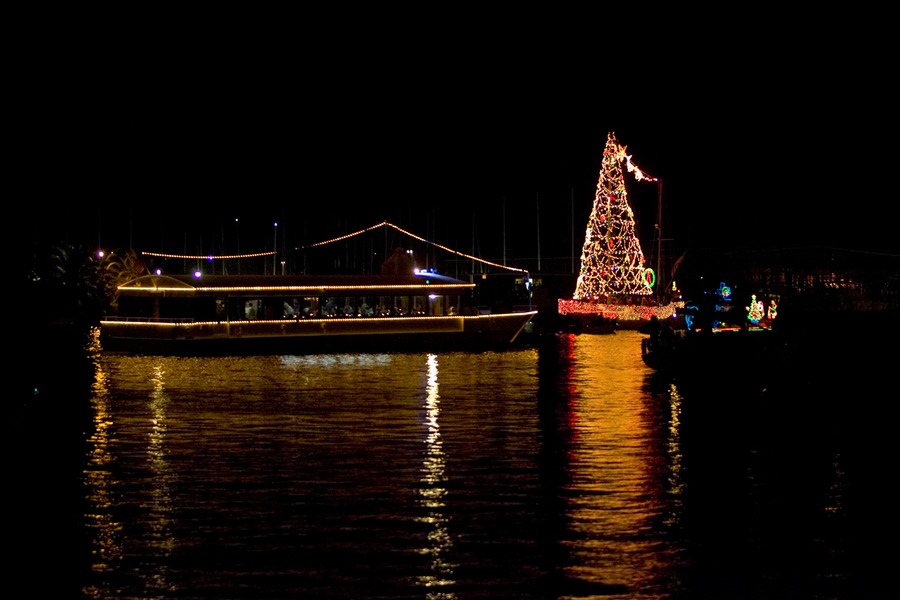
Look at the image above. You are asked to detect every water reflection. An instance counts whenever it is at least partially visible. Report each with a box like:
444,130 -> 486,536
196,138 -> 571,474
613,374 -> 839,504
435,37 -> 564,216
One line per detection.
58,329 -> 882,598
76,335 -> 687,598
82,357 -> 179,598
664,381 -> 685,529
554,331 -> 685,597
415,353 -> 456,597
279,353 -> 395,370
145,364 -> 175,594
82,350 -> 120,599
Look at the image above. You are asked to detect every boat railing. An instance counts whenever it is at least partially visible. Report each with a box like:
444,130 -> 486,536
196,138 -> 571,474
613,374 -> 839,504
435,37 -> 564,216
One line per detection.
105,316 -> 196,324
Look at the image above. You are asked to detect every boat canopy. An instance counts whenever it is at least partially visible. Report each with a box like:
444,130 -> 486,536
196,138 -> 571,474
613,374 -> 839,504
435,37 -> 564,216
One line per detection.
117,274 -> 197,295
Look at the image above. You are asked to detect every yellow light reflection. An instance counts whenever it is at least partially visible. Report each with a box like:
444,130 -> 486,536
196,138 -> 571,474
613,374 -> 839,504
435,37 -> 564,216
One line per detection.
415,353 -> 457,597
664,382 -> 685,528
562,333 -> 682,592
81,355 -> 176,599
824,450 -> 846,516
82,348 -> 121,598
146,365 -> 176,570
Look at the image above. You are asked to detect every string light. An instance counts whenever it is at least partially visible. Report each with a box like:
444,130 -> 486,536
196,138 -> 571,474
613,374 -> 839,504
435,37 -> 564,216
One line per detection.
573,131 -> 655,301
560,131 -> 685,323
557,299 -> 677,321
139,222 -> 527,275
142,251 -> 275,260
116,279 -> 475,294
300,221 -> 529,275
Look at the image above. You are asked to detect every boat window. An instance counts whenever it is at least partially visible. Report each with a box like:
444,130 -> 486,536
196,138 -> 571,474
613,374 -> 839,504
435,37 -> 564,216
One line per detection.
227,298 -> 245,321
428,294 -> 443,316
412,295 -> 426,315
320,297 -> 338,317
245,300 -> 259,320
358,297 -> 375,316
393,296 -> 409,316
300,297 -> 317,318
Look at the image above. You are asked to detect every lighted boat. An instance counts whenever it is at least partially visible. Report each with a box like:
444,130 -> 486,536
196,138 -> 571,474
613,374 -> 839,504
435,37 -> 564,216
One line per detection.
640,284 -> 781,374
99,271 -> 537,355
559,131 -> 682,330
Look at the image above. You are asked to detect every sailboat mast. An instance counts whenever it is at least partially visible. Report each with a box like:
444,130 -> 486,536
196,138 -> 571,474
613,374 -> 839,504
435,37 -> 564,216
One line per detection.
536,192 -> 541,272
471,213 -> 476,276
656,178 -> 663,304
502,197 -> 506,266
570,187 -> 575,274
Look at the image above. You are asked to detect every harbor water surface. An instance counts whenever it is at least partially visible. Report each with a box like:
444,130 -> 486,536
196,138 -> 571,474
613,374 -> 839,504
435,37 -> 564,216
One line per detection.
19,329 -> 895,599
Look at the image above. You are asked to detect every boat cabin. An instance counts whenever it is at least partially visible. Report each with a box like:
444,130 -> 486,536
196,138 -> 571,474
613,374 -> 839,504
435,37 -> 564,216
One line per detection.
112,272 -> 475,324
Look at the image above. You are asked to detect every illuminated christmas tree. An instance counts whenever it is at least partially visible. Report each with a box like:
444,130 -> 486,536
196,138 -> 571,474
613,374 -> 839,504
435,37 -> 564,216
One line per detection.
573,131 -> 654,301
746,294 -> 764,324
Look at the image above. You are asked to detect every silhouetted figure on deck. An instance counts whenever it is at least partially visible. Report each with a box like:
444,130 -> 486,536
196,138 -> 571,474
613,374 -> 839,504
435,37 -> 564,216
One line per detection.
639,315 -> 660,336
382,248 -> 415,275
641,315 -> 676,355
640,315 -> 661,354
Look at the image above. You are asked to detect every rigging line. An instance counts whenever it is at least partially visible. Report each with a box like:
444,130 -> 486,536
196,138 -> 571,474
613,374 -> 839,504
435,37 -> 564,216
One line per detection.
299,221 -> 389,249
300,221 -> 529,275
386,221 -> 527,275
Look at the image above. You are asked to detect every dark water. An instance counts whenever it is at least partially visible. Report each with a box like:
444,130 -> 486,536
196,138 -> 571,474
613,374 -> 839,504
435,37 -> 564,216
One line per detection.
18,328 -> 896,599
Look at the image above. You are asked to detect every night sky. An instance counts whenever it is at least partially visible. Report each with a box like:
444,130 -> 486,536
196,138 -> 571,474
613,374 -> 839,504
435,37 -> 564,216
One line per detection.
24,17 -> 898,271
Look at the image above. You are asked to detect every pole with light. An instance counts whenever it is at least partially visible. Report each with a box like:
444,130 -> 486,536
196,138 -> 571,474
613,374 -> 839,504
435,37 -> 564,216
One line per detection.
235,218 -> 241,274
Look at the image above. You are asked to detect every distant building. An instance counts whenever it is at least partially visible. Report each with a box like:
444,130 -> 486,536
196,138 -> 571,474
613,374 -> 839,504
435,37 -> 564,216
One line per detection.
677,246 -> 900,314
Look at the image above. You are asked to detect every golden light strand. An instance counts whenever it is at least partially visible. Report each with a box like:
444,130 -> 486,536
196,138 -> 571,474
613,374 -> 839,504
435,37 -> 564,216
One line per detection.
139,222 -> 527,274
572,131 -> 653,301
142,251 -> 275,260
300,221 -> 529,275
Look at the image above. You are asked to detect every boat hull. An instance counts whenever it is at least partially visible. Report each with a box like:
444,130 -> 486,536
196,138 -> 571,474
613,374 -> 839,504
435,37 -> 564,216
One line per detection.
558,299 -> 682,330
99,312 -> 537,355
641,326 -> 781,374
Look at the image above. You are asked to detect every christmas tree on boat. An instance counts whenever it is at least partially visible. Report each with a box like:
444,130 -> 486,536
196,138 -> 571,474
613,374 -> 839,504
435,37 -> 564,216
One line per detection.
558,131 -> 681,329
